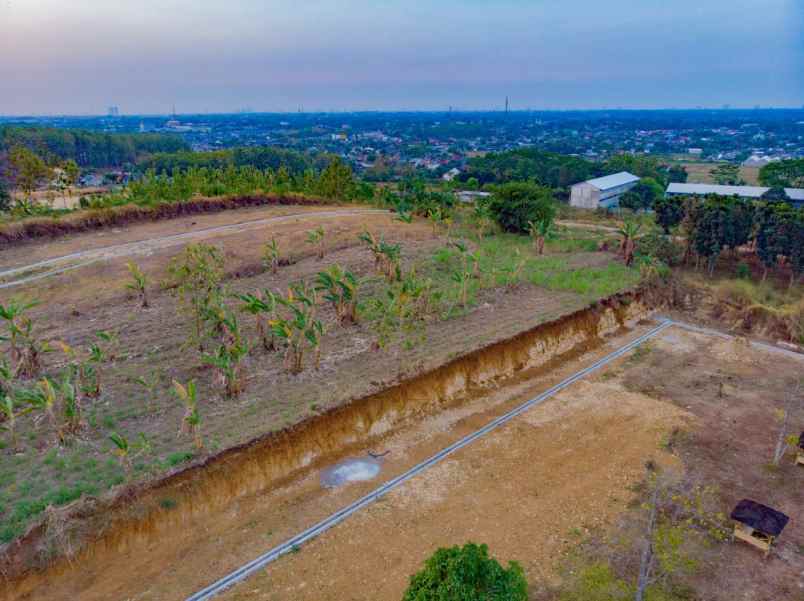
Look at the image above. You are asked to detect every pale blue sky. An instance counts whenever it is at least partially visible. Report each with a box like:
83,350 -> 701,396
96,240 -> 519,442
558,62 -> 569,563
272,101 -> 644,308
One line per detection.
0,0 -> 802,115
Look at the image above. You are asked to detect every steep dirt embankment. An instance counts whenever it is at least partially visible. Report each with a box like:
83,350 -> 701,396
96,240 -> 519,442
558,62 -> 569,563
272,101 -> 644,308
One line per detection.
1,293 -> 650,600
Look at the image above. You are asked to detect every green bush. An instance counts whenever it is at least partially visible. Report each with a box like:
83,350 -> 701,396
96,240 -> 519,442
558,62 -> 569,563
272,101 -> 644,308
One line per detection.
403,542 -> 528,601
487,182 -> 556,233
636,232 -> 682,267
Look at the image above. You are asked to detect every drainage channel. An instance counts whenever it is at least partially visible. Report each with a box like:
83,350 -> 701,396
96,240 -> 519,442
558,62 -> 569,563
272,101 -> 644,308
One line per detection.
186,319 -> 674,601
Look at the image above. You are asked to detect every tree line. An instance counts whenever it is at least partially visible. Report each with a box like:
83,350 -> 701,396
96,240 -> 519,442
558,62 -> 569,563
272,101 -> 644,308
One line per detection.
460,148 -> 688,191
135,146 -> 316,176
79,156 -> 372,210
0,125 -> 188,168
654,193 -> 804,283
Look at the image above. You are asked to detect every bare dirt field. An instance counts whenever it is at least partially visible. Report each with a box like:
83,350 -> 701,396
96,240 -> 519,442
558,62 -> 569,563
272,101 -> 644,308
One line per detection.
191,324 -> 801,601
681,161 -> 761,185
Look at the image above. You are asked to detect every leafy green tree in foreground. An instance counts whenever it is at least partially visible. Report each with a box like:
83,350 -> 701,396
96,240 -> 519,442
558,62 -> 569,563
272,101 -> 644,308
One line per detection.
487,181 -> 556,234
403,543 -> 528,601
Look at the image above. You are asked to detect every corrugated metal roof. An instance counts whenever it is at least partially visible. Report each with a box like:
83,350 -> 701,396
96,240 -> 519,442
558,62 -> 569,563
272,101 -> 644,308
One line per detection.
785,188 -> 804,201
666,183 -> 768,198
667,183 -> 804,202
582,171 -> 640,191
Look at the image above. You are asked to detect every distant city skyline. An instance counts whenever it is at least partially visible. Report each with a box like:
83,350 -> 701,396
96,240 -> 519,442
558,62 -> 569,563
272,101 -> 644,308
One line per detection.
1,0 -> 802,116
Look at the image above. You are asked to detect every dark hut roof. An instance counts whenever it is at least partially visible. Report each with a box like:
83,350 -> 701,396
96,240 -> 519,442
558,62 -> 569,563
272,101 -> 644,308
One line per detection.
730,499 -> 789,536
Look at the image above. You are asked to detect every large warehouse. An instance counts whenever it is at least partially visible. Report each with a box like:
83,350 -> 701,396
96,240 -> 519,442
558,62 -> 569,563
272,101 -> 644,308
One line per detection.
569,172 -> 640,209
666,183 -> 804,206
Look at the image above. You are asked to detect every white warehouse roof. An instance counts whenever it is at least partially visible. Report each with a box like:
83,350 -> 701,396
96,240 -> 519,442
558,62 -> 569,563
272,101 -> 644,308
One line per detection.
667,183 -> 804,203
666,183 -> 768,198
580,171 -> 640,191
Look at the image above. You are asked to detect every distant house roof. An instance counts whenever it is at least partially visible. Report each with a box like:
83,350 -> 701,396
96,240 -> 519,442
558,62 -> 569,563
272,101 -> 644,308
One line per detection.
667,183 -> 804,203
730,499 -> 789,536
581,172 -> 640,191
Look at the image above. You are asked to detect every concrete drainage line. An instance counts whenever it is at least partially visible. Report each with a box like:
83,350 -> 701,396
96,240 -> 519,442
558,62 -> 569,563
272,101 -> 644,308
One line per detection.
186,319 -> 674,601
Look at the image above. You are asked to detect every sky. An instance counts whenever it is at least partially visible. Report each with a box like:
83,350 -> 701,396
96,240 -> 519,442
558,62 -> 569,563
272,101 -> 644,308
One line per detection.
0,0 -> 802,115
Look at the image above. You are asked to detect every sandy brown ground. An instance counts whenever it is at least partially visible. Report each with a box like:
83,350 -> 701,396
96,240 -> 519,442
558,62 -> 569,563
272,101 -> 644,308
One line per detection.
210,324 -> 690,601
207,326 -> 803,601
17,323 -> 687,600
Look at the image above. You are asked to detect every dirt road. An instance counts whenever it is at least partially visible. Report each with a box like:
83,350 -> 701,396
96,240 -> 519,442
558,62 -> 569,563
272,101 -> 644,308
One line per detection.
0,208 -> 387,289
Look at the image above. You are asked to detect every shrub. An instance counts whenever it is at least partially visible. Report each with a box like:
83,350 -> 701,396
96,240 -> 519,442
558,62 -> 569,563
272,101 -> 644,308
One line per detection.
487,182 -> 556,234
402,543 -> 527,601
636,232 -> 682,267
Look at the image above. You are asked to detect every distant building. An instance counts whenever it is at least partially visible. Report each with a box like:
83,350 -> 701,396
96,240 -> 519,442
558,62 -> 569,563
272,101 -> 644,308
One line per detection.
569,172 -> 640,209
442,167 -> 461,182
457,190 -> 491,203
687,148 -> 703,155
666,183 -> 804,206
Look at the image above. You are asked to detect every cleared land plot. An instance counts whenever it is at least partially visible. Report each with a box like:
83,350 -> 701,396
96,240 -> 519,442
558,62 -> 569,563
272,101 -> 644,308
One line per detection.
0,206 -> 638,554
203,325 -> 802,601
679,161 -> 761,185
12,323 -> 684,600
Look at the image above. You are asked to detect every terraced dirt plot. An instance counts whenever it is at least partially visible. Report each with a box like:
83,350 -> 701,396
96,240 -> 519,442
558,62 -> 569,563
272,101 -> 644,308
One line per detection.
0,203 -> 639,583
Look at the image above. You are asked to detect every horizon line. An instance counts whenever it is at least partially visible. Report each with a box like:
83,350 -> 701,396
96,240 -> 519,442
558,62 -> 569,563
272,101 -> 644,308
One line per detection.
2,106 -> 804,120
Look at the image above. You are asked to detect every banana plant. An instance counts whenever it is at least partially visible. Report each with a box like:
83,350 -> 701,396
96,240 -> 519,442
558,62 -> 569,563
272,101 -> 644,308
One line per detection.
0,299 -> 47,378
618,220 -> 642,267
57,330 -> 112,399
378,240 -> 402,281
173,379 -> 202,450
133,368 -> 163,412
426,207 -> 443,235
315,265 -> 360,325
270,285 -> 325,373
238,289 -> 279,351
263,238 -> 280,274
0,358 -> 11,399
306,226 -> 326,260
0,395 -> 19,449
109,431 -> 151,473
202,308 -> 249,397
395,210 -> 414,224
527,218 -> 556,256
125,261 -> 149,308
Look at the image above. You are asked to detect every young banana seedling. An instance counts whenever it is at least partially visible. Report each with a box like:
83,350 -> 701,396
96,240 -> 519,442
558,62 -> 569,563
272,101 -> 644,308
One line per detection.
239,289 -> 279,351
0,299 -> 49,379
173,379 -> 203,450
108,431 -> 151,474
315,265 -> 360,325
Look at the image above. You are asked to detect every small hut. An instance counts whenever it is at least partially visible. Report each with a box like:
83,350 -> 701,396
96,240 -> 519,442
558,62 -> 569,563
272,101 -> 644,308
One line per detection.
730,499 -> 790,556
796,432 -> 804,467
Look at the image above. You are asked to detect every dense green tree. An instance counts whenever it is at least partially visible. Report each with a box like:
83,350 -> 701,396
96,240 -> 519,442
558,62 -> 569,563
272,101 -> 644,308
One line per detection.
667,164 -> 688,183
488,181 -> 555,233
653,196 -> 685,233
620,177 -> 663,211
463,148 -> 598,188
403,543 -> 528,601
8,146 -> 49,198
316,156 -> 356,200
759,158 -> 804,188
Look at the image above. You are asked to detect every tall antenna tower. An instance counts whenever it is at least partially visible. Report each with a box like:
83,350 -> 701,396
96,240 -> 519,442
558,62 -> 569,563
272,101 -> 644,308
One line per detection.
505,96 -> 509,115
